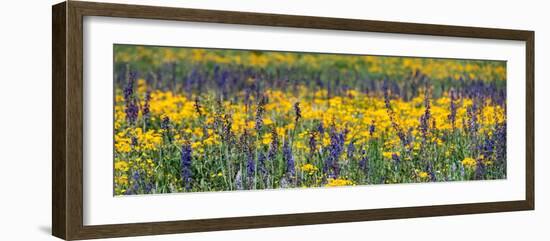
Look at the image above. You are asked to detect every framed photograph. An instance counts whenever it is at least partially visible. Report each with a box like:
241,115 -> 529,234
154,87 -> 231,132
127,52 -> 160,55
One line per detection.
52,1 -> 534,240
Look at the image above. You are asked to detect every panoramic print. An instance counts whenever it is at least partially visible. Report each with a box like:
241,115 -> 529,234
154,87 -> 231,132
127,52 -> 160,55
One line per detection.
113,45 -> 507,195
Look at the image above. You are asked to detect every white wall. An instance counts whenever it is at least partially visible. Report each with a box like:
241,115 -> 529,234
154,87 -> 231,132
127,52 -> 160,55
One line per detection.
0,0 -> 547,240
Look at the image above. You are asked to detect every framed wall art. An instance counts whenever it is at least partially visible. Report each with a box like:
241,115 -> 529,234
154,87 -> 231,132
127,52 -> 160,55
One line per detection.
52,1 -> 534,240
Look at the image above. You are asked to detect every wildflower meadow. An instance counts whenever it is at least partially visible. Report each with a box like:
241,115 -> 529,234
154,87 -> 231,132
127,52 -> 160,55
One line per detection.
113,45 -> 507,195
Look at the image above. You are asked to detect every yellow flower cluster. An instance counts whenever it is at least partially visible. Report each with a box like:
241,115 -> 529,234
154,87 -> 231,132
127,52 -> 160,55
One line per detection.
114,161 -> 129,172
115,127 -> 162,153
115,84 -> 505,162
300,163 -> 318,175
461,157 -> 477,168
325,178 -> 355,187
418,171 -> 429,179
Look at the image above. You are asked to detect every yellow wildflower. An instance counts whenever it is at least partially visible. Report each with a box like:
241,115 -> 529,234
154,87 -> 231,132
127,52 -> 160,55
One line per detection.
115,174 -> 128,185
418,171 -> 429,179
382,151 -> 399,159
461,157 -> 477,168
114,161 -> 129,172
300,163 -> 318,175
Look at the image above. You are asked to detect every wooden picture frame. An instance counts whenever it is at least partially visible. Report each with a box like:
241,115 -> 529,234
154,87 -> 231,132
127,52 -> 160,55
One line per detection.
52,1 -> 534,240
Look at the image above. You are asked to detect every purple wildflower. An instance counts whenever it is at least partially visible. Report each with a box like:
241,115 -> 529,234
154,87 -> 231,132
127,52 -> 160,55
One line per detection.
124,71 -> 139,124
467,102 -> 479,135
145,182 -> 153,194
246,152 -> 255,179
294,102 -> 302,123
126,101 -> 139,125
180,143 -> 193,191
317,122 -> 325,136
223,114 -> 233,142
126,170 -> 141,195
426,161 -> 436,182
257,152 -> 267,176
123,71 -> 136,101
419,90 -> 431,141
194,97 -> 203,117
283,140 -> 295,176
447,89 -> 458,130
358,149 -> 369,174
161,116 -> 170,130
369,120 -> 376,136
324,126 -> 346,178
161,116 -> 173,143
307,131 -> 317,160
480,135 -> 495,159
142,91 -> 151,126
268,128 -> 279,161
475,159 -> 486,180
391,153 -> 401,164
391,153 -> 402,173
384,90 -> 410,147
494,123 -> 507,165
347,141 -> 356,161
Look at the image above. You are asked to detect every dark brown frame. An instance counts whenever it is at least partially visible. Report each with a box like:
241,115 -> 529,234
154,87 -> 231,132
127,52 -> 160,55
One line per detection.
52,1 -> 535,240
